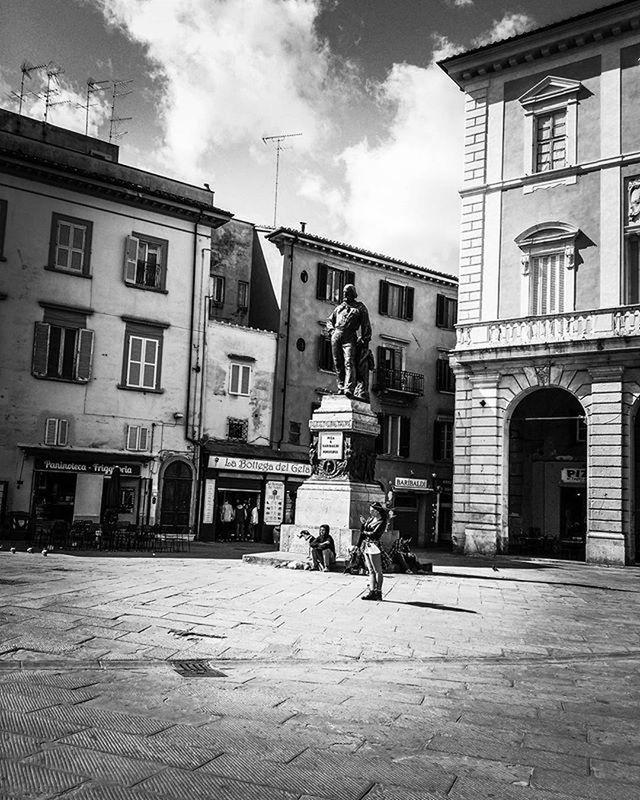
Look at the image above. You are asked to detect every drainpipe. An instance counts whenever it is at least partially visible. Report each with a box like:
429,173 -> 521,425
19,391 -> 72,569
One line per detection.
276,232 -> 297,450
187,213 -> 204,539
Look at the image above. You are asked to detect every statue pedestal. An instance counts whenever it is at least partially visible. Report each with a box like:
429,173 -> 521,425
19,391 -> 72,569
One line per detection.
279,395 -> 385,558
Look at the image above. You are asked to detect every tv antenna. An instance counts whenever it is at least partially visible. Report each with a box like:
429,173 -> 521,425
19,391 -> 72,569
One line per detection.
11,61 -> 49,115
108,78 -> 133,143
262,132 -> 302,227
85,77 -> 110,136
42,63 -> 67,124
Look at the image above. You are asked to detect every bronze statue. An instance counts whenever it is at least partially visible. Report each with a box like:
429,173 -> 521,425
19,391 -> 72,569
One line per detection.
326,284 -> 373,401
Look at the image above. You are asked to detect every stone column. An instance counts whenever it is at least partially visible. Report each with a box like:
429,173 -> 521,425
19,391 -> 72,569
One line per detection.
586,366 -> 627,565
457,372 -> 504,557
279,395 -> 384,558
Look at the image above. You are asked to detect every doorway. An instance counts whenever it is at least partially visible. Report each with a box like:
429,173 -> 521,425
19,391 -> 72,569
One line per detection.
160,461 -> 193,528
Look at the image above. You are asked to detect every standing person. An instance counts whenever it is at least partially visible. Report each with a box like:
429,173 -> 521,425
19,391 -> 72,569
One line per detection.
359,502 -> 388,601
220,498 -> 234,541
235,500 -> 248,540
249,503 -> 259,541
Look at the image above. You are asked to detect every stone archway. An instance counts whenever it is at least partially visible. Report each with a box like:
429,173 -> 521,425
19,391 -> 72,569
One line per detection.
508,387 -> 587,559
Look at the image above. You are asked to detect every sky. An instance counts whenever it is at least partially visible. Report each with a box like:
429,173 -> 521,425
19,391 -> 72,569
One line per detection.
0,0 -> 615,281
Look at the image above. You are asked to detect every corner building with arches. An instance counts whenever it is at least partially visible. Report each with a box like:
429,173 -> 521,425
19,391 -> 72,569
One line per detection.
440,0 -> 640,565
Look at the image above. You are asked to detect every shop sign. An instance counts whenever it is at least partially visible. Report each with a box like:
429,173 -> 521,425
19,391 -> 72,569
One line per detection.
264,481 -> 285,525
208,455 -> 311,477
202,479 -> 216,525
319,431 -> 343,460
561,467 -> 587,484
34,458 -> 141,477
394,476 -> 433,492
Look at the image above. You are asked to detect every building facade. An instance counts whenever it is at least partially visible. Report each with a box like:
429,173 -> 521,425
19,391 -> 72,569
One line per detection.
267,228 -> 458,545
0,110 -> 231,534
440,0 -> 640,564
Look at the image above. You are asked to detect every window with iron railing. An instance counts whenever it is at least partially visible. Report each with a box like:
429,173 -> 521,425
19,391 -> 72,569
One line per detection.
123,234 -> 168,291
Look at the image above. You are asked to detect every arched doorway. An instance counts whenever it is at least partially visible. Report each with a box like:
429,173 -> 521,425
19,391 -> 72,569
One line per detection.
508,388 -> 587,560
160,461 -> 193,529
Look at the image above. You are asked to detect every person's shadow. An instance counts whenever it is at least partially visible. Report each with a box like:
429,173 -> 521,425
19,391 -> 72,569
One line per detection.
385,600 -> 477,614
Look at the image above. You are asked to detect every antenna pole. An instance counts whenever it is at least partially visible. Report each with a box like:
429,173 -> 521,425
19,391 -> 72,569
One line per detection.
262,132 -> 302,227
108,79 -> 134,143
85,78 -> 110,136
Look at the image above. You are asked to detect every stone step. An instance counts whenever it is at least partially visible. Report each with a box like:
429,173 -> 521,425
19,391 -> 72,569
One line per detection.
242,550 -> 433,573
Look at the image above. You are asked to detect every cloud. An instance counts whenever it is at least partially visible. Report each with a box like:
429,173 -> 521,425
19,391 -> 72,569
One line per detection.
91,0 -> 352,181
0,65 -> 110,135
446,0 -> 474,7
327,59 -> 465,274
474,12 -> 535,46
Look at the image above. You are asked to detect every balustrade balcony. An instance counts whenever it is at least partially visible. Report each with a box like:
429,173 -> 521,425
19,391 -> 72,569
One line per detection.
456,305 -> 640,352
373,367 -> 424,398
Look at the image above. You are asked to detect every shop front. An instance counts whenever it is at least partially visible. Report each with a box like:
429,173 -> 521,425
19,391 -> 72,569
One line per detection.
201,450 -> 311,542
22,448 -> 153,529
389,475 -> 453,547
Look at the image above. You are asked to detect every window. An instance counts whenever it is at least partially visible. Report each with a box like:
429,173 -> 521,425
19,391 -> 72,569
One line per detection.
0,198 -> 6,260
436,353 -> 455,393
377,345 -> 404,372
434,418 -> 454,461
516,223 -> 578,316
126,425 -> 149,451
518,75 -> 581,181
318,334 -> 334,372
625,178 -> 640,304
237,280 -> 249,309
229,362 -> 251,395
436,295 -> 457,328
210,275 -> 225,307
534,110 -> 566,172
32,307 -> 94,383
123,233 -> 167,291
316,263 -> 355,303
120,319 -> 166,392
289,421 -> 301,445
48,213 -> 93,275
376,414 -> 410,458
44,417 -> 69,446
379,281 -> 414,320
227,417 -> 248,442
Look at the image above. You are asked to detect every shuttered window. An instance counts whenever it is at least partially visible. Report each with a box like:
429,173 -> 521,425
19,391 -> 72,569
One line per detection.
120,320 -> 166,392
48,213 -> 93,275
126,425 -> 150,451
0,198 -> 6,259
436,354 -> 455,393
123,233 -> 168,291
377,414 -> 411,458
318,334 -> 334,371
316,263 -> 355,302
237,280 -> 249,309
434,419 -> 454,461
530,253 -> 565,315
379,281 -> 414,321
229,362 -> 251,395
534,110 -> 567,172
436,294 -> 457,328
32,307 -> 94,383
44,417 -> 69,446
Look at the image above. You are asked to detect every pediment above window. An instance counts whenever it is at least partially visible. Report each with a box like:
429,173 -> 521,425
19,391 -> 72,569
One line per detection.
518,76 -> 582,109
516,222 -> 580,276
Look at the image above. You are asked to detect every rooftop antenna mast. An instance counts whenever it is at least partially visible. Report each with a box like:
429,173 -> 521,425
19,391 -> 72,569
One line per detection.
108,78 -> 133,143
262,132 -> 302,227
11,60 -> 48,116
85,77 -> 110,136
43,63 -> 66,124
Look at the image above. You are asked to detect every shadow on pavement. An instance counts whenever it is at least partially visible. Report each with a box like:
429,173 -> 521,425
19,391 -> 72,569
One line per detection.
0,540 -> 274,560
432,569 -> 640,593
384,599 -> 478,613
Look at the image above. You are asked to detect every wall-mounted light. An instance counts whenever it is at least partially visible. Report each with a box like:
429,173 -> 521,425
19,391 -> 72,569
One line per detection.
173,412 -> 184,421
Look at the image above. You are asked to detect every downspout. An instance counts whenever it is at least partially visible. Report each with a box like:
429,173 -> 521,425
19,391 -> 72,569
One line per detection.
276,232 -> 297,450
187,213 -> 204,538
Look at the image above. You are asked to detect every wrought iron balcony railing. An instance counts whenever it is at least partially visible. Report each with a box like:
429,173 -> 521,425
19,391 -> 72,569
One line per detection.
373,367 -> 424,397
134,262 -> 163,290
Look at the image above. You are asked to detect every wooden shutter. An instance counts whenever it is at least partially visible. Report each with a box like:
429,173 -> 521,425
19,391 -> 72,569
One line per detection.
379,280 -> 389,315
404,287 -> 414,321
375,413 -> 385,454
123,236 -> 139,283
376,345 -> 385,369
345,270 -> 355,288
436,294 -> 444,327
44,418 -> 58,446
126,425 -> 138,451
139,426 -> 149,451
316,263 -> 328,300
32,322 -> 51,377
75,329 -> 94,382
399,416 -> 411,458
57,419 -> 69,446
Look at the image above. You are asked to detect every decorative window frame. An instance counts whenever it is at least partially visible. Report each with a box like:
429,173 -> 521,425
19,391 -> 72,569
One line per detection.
518,76 -> 582,192
516,222 -> 579,317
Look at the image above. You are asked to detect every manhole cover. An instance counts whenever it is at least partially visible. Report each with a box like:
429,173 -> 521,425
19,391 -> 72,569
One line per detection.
170,659 -> 227,677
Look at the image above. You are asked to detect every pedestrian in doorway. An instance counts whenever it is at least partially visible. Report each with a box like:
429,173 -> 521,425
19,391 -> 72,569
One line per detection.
249,503 -> 259,541
359,502 -> 388,601
220,498 -> 234,541
235,500 -> 248,540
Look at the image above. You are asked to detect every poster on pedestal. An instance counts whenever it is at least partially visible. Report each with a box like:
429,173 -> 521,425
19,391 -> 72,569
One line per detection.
319,431 -> 344,460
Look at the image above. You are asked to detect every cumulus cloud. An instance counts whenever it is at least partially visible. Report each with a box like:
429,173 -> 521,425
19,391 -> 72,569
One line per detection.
1,65 -> 110,135
446,0 -> 474,7
91,0 -> 351,181
474,12 -> 535,46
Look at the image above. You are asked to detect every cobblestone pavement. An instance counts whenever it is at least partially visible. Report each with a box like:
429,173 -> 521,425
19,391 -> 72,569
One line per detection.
1,543 -> 640,799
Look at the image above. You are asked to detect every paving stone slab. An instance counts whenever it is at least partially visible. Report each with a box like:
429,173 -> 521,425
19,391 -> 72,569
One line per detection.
38,706 -> 172,736
531,767 -> 640,799
0,760 -> 84,796
137,766 -> 300,800
0,730 -> 43,760
0,708 -> 89,740
0,670 -> 101,691
23,745 -> 165,786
